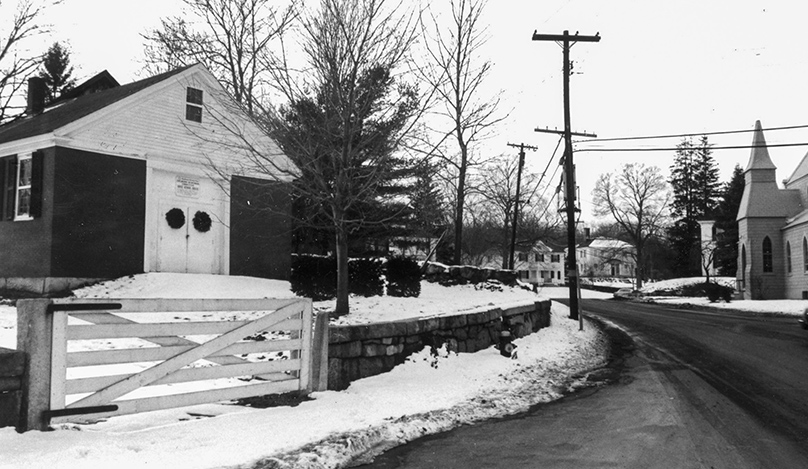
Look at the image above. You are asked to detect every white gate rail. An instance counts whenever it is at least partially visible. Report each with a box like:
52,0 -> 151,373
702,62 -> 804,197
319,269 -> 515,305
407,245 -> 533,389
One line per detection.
17,297 -> 329,431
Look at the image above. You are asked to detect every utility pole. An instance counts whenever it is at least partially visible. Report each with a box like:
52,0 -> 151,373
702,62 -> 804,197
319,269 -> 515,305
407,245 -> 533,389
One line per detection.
506,142 -> 538,270
532,30 -> 600,320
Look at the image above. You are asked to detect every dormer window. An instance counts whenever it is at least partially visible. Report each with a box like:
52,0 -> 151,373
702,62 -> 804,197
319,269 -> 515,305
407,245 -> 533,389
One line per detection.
186,87 -> 203,123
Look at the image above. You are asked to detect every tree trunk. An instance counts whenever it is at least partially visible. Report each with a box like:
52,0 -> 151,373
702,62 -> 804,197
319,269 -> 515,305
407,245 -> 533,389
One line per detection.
334,228 -> 350,317
453,147 -> 468,265
635,246 -> 644,290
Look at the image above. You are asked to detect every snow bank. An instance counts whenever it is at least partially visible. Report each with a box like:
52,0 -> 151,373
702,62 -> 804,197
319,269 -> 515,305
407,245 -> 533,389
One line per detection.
0,303 -> 606,469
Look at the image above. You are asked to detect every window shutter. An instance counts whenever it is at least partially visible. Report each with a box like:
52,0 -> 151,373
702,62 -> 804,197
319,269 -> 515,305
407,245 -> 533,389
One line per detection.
0,158 -> 5,221
29,151 -> 44,218
3,157 -> 16,221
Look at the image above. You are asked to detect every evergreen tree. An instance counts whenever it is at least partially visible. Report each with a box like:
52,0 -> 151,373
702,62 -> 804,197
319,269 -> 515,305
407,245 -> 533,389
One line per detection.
39,42 -> 75,103
693,135 -> 721,217
668,135 -> 720,276
714,164 -> 744,275
409,162 -> 447,236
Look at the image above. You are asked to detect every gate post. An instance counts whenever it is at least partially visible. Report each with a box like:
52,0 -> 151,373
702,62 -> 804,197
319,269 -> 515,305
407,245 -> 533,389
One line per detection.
16,299 -> 53,432
309,308 -> 330,392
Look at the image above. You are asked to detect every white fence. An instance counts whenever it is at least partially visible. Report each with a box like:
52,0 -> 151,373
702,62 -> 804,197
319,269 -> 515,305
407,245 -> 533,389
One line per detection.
17,297 -> 328,430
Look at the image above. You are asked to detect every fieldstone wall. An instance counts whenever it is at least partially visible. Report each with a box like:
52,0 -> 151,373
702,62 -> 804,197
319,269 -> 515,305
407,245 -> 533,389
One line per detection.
327,299 -> 550,390
422,262 -> 519,286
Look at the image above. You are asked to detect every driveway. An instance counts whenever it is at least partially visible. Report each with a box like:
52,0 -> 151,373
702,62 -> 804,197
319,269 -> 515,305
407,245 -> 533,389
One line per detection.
359,299 -> 808,468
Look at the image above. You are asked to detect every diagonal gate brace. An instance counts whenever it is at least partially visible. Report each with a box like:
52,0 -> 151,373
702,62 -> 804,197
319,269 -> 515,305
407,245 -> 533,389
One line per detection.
66,302 -> 303,409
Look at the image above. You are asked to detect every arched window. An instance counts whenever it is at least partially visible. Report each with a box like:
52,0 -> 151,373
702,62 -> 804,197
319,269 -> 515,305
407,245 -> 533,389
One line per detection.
742,244 -> 747,282
763,237 -> 773,273
787,241 -> 792,273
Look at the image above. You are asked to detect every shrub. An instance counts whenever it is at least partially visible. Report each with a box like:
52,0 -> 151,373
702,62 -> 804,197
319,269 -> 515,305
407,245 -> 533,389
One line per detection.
348,257 -> 385,297
386,257 -> 421,297
681,282 -> 733,302
290,254 -> 337,301
704,282 -> 734,302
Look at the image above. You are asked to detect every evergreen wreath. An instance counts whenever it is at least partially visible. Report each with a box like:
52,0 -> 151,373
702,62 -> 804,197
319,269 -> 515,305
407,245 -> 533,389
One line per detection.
193,210 -> 212,232
165,208 -> 185,229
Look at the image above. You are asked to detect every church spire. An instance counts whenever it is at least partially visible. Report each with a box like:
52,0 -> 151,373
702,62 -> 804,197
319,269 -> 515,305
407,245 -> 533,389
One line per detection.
745,120 -> 777,172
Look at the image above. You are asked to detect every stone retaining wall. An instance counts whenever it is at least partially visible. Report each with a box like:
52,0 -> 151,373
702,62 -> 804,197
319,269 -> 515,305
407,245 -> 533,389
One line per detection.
422,262 -> 519,286
327,299 -> 551,390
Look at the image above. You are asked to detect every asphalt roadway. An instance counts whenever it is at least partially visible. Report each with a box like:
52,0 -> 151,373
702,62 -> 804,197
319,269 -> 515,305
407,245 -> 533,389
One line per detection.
357,299 -> 808,468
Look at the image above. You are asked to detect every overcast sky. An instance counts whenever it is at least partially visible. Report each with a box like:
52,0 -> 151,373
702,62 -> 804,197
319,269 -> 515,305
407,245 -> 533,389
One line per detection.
35,0 -> 808,222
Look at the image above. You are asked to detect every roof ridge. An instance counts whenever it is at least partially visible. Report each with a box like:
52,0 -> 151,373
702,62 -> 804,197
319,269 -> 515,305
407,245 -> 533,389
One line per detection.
0,64 -> 198,145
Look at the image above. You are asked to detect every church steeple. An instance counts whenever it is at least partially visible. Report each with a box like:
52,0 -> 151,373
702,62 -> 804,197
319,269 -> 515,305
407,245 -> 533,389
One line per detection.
744,120 -> 777,177
736,121 -> 802,221
737,120 -> 787,220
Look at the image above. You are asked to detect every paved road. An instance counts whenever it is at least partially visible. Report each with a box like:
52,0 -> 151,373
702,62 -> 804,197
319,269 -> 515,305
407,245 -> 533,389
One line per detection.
356,299 -> 808,468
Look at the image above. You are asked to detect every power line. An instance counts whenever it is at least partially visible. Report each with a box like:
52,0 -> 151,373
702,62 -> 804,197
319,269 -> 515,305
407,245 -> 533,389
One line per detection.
575,142 -> 808,153
535,136 -> 564,189
534,137 -> 565,225
573,124 -> 808,144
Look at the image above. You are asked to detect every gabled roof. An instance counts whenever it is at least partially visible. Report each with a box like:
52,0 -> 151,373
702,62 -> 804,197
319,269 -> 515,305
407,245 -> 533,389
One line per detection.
786,150 -> 808,187
578,237 -> 634,251
0,65 -> 193,145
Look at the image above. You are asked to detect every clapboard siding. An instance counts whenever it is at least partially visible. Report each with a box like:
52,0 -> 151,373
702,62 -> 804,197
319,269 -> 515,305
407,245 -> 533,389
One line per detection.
61,68 -> 291,181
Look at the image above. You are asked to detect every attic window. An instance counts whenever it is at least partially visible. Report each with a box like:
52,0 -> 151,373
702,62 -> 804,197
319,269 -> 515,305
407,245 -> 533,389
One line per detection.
186,87 -> 203,123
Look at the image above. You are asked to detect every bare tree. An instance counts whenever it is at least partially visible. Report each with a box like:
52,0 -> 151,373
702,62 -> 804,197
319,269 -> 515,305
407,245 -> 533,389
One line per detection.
142,0 -> 297,114
592,163 -> 671,289
0,0 -> 55,123
420,0 -> 505,265
474,156 -> 548,268
700,239 -> 717,283
202,0 -> 422,317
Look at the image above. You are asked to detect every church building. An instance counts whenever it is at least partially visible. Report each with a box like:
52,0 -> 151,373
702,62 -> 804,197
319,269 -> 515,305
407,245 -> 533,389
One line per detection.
737,120 -> 808,299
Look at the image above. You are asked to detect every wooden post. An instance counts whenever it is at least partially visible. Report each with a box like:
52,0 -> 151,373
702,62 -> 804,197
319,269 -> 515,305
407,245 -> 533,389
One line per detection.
532,30 -> 600,321
309,308 -> 330,392
16,299 -> 53,431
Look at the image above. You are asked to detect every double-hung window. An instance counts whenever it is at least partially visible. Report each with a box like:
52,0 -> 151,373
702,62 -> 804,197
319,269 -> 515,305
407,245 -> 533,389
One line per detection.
1,152 -> 42,221
15,154 -> 32,219
186,87 -> 203,123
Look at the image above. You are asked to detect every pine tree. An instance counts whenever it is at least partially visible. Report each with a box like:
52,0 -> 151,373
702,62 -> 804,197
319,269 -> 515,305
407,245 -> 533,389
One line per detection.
409,163 -> 446,235
668,135 -> 721,276
714,164 -> 744,275
693,135 -> 721,218
38,42 -> 76,103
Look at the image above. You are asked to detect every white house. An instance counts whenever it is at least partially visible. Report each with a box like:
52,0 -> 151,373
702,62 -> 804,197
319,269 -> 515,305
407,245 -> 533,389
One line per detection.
577,237 -> 636,279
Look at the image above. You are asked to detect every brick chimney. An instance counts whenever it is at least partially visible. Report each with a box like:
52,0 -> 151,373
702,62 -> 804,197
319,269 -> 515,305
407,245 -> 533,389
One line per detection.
27,77 -> 46,116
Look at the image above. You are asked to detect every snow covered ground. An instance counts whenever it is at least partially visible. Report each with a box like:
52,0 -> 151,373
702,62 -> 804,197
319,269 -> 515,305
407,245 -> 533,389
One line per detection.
0,274 -> 803,469
0,274 -> 608,469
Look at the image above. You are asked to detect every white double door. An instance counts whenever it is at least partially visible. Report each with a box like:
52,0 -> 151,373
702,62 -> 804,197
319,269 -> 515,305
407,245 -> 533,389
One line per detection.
157,201 -> 222,274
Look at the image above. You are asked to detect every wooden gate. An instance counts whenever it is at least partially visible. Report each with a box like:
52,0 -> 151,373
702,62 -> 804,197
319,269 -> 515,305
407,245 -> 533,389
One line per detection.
16,297 -> 327,429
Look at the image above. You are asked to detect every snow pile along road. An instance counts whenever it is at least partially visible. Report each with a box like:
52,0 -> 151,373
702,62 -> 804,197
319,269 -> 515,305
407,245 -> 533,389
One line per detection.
0,275 -> 609,469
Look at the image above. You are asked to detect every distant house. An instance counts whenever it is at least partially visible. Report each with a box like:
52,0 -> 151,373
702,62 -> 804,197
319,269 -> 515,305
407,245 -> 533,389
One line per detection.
735,120 -> 808,299
479,241 -> 567,285
386,236 -> 440,262
577,237 -> 636,279
0,64 -> 295,294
